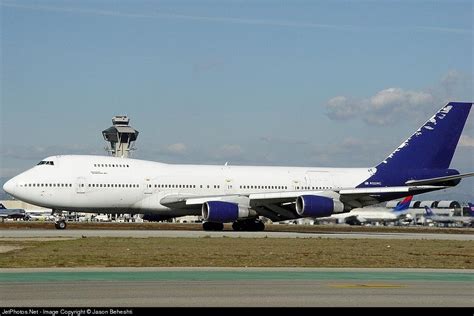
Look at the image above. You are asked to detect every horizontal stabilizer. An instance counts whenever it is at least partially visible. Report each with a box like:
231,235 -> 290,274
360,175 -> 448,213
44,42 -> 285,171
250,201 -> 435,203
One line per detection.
404,172 -> 474,186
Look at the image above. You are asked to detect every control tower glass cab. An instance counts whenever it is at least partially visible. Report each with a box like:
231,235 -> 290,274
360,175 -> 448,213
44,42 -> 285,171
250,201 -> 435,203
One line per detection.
102,115 -> 139,158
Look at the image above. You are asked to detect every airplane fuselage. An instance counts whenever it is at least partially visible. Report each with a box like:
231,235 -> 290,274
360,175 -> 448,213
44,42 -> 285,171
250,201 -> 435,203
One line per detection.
4,155 -> 370,216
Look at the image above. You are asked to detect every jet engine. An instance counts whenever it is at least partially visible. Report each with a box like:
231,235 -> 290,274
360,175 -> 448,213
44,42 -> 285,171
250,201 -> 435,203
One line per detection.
296,195 -> 344,217
202,201 -> 254,223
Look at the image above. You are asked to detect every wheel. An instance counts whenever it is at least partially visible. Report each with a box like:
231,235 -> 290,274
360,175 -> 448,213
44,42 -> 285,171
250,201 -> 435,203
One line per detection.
232,221 -> 243,231
202,222 -> 224,231
55,221 -> 67,230
232,219 -> 265,231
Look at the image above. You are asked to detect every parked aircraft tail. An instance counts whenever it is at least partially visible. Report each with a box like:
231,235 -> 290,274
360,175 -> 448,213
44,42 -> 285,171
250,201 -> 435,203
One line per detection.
468,203 -> 474,217
393,196 -> 413,212
424,206 -> 435,217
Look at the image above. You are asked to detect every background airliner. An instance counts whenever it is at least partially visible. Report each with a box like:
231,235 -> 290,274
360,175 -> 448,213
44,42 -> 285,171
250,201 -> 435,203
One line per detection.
3,102 -> 473,230
424,203 -> 474,226
0,203 -> 26,221
329,196 -> 413,225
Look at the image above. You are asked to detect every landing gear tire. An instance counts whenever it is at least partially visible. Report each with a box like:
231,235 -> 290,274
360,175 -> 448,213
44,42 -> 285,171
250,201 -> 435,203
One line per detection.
232,221 -> 243,231
202,222 -> 224,231
255,221 -> 265,231
232,219 -> 265,231
55,221 -> 67,230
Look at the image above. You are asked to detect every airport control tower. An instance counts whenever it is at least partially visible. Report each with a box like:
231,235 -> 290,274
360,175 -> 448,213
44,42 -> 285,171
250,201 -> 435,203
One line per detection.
102,115 -> 139,158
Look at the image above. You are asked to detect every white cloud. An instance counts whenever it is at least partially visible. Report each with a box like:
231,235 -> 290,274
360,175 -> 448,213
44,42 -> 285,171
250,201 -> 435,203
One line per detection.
369,88 -> 433,109
165,143 -> 187,155
459,135 -> 474,147
325,96 -> 360,120
326,88 -> 434,125
325,70 -> 471,126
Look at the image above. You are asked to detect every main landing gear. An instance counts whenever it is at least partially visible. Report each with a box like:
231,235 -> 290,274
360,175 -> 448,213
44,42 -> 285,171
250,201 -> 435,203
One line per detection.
202,222 -> 224,231
232,219 -> 265,231
201,219 -> 265,232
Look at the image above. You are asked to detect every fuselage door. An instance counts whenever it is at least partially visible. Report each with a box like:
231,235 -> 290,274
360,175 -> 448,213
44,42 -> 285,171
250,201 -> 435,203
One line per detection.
76,177 -> 86,194
143,179 -> 153,194
222,165 -> 237,194
224,178 -> 237,194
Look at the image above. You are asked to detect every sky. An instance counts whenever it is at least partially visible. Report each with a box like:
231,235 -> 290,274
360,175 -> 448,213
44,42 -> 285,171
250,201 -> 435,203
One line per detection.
1,0 -> 473,201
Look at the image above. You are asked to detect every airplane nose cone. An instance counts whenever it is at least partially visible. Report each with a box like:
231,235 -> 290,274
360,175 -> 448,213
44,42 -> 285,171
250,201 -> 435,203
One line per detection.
3,178 -> 16,195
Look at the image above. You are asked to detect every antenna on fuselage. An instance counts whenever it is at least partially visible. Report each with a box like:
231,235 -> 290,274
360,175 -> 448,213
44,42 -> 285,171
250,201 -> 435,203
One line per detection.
102,115 -> 139,158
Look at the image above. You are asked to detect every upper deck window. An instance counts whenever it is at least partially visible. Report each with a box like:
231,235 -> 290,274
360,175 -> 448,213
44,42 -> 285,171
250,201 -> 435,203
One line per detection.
37,161 -> 54,166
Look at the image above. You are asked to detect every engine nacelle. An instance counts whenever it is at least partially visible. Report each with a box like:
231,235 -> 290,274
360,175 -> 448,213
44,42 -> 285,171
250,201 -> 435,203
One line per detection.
202,201 -> 254,223
295,195 -> 344,218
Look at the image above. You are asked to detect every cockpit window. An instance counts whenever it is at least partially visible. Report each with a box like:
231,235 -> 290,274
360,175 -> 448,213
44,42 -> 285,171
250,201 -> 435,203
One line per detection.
37,161 -> 54,166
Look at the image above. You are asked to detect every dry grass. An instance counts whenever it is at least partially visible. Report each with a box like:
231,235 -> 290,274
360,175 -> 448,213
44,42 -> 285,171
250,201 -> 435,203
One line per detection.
0,237 -> 472,269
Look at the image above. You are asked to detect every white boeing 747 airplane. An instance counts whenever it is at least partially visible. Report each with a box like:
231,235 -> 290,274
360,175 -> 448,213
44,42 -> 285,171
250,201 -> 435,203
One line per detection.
3,102 -> 473,230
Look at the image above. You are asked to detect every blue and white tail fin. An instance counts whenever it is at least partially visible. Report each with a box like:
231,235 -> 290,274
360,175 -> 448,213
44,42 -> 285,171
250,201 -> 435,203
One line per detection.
393,196 -> 413,212
424,206 -> 435,217
377,102 -> 472,170
358,102 -> 472,189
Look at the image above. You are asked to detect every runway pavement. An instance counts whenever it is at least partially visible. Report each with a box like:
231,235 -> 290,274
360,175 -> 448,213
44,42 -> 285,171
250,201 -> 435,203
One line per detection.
1,268 -> 472,307
0,229 -> 473,240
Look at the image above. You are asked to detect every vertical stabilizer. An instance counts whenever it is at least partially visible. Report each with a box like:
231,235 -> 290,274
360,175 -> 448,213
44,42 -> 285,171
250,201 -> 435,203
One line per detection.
376,102 -> 471,170
424,206 -> 434,217
468,203 -> 474,217
393,196 -> 413,212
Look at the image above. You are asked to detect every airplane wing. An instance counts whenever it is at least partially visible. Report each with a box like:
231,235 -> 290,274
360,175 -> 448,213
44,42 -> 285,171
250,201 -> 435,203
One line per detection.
160,185 -> 446,222
247,185 -> 445,221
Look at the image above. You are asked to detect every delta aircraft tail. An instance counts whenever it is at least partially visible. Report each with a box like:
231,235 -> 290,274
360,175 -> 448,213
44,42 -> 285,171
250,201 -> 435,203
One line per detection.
393,196 -> 413,212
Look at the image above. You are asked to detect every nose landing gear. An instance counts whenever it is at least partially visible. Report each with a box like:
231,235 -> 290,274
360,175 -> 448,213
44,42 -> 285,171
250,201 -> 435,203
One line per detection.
52,210 -> 67,229
54,219 -> 67,229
